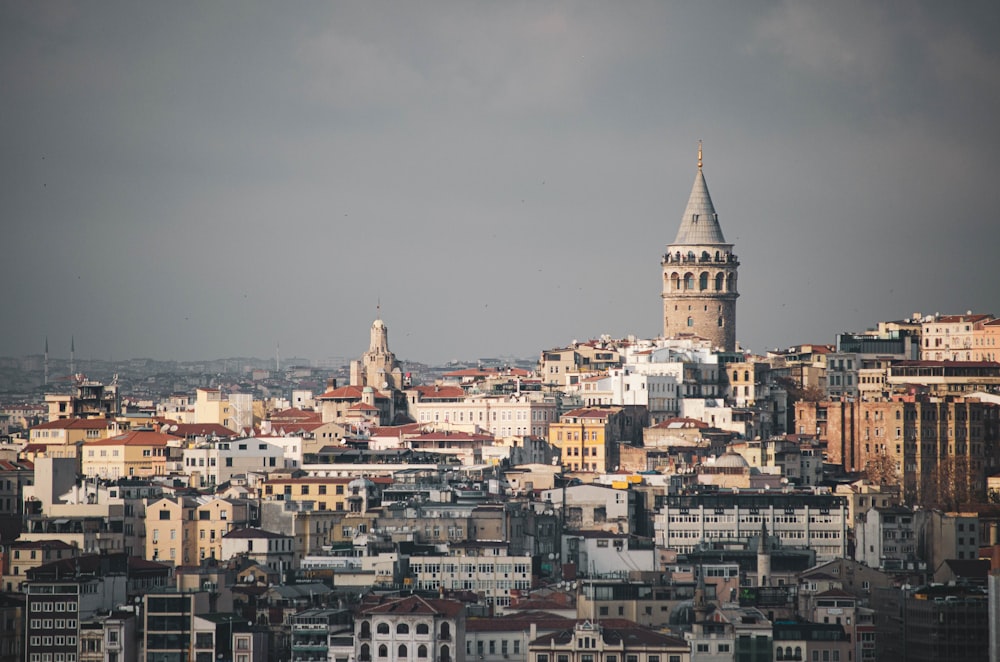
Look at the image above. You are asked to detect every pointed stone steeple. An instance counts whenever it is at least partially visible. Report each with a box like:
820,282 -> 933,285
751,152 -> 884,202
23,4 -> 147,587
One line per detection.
674,144 -> 726,244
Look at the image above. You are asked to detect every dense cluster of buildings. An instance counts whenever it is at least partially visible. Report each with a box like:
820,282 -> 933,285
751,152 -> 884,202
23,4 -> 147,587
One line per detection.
1,147 -> 999,662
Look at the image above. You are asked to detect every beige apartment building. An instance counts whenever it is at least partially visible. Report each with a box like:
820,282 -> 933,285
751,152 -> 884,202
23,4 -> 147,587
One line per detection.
973,318 -> 1000,361
538,341 -> 622,387
408,391 -> 558,438
25,418 -> 118,462
194,387 -> 232,427
80,430 -> 180,479
920,313 -> 994,361
145,496 -> 255,565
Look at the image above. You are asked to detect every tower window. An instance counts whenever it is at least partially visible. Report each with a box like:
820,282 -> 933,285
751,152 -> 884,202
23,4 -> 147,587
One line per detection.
718,318 -> 724,327
687,317 -> 694,327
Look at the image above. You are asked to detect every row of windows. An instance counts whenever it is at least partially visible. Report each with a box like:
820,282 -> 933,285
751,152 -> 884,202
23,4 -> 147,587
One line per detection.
468,639 -> 521,655
29,635 -> 77,646
29,619 -> 76,629
28,655 -> 75,662
30,602 -> 77,612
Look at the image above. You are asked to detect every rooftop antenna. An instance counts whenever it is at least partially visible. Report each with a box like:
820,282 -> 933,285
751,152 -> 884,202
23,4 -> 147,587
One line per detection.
70,335 -> 75,376
697,140 -> 703,170
276,342 -> 280,372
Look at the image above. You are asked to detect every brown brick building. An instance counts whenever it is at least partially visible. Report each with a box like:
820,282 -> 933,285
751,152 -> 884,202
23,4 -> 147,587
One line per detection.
795,397 -> 1000,504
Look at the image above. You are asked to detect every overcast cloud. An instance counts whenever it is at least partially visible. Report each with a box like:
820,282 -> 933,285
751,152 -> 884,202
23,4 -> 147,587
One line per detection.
3,1 -> 999,365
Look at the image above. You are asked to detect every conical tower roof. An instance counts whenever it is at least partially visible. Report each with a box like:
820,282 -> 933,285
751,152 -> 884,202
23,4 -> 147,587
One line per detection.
673,145 -> 727,245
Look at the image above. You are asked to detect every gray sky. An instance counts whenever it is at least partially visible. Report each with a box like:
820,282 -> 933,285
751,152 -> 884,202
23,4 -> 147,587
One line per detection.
4,2 -> 999,365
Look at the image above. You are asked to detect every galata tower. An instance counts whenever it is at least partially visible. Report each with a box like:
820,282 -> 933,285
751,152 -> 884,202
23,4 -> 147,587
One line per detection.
661,143 -> 739,351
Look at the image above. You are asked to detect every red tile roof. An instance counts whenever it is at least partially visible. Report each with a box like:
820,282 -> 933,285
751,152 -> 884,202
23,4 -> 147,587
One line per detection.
409,385 -> 467,399
316,385 -> 389,400
31,418 -> 112,431
86,430 -> 181,446
362,594 -> 464,617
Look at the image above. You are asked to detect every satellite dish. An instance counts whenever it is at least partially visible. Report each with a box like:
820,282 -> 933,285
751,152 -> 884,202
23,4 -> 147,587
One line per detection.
169,425 -> 178,432
382,382 -> 389,389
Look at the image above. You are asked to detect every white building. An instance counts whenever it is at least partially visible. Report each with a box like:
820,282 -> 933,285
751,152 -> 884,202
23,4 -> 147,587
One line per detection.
357,595 -> 465,662
408,550 -> 532,607
220,527 -> 297,574
182,438 -> 286,488
656,491 -> 848,562
574,368 -> 680,423
408,391 -> 558,438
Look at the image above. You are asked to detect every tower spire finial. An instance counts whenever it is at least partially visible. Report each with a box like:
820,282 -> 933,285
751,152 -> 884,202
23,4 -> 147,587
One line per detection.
697,140 -> 703,170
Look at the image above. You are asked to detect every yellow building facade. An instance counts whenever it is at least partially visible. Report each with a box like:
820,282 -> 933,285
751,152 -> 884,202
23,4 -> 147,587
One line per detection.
80,430 -> 179,479
146,496 -> 254,565
548,407 -> 624,473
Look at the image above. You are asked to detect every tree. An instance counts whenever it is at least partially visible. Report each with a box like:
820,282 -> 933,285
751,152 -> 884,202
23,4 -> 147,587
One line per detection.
918,456 -> 978,511
863,452 -> 899,487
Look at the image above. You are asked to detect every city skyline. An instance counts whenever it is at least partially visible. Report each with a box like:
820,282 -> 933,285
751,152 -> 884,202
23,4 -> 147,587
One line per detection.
3,2 -> 999,364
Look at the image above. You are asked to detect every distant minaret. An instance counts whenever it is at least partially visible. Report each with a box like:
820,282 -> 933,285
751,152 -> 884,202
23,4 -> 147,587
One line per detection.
70,335 -> 75,376
757,519 -> 771,588
44,336 -> 49,385
276,342 -> 280,372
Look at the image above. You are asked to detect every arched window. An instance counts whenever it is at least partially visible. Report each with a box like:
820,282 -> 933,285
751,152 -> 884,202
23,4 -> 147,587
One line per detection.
687,317 -> 694,327
687,251 -> 696,261
416,623 -> 430,635
715,251 -> 720,261
440,623 -> 451,640
360,621 -> 371,639
398,645 -> 408,658
776,648 -> 783,661
733,371 -> 739,382
377,623 -> 390,635
361,644 -> 371,662
397,624 -> 409,635
727,273 -> 735,292
794,647 -> 802,659
744,371 -> 750,381
699,272 -> 709,290
785,647 -> 793,658
670,272 -> 681,291
684,273 -> 695,290
378,645 -> 388,658
718,317 -> 723,327
701,251 -> 710,262
418,645 -> 428,658
715,273 -> 724,291
440,645 -> 451,662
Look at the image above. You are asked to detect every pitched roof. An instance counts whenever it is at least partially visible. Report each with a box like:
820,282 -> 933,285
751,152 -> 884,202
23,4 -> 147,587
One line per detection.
169,423 -> 237,437
316,385 -> 389,400
87,430 -> 181,446
673,159 -> 727,245
410,385 -> 467,399
222,527 -> 288,540
362,594 -> 464,617
31,418 -> 112,431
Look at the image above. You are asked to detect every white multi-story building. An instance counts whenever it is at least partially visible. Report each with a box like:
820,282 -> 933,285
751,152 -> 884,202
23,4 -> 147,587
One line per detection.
656,491 -> 848,562
356,595 -> 465,662
182,438 -> 286,488
574,368 -> 681,423
854,506 -> 924,571
409,392 -> 558,438
407,550 -> 533,607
